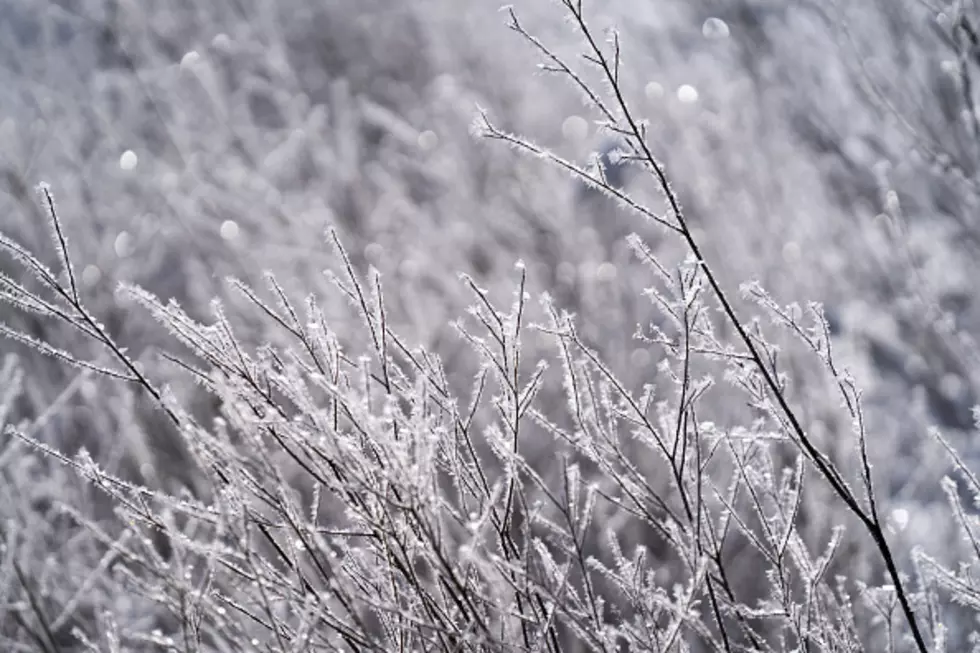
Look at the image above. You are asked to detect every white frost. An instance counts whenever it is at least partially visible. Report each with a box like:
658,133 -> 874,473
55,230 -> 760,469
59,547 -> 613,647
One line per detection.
119,150 -> 138,171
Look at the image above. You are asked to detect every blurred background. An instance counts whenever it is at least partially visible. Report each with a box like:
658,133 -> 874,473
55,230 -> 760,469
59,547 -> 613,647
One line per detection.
2,0 -> 979,648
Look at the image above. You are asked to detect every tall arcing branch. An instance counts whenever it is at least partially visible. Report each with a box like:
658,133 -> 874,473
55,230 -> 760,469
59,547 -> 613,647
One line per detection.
486,2 -> 929,651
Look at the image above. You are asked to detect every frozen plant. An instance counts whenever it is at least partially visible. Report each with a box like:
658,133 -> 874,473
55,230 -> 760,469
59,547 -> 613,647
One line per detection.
1,1 -> 980,652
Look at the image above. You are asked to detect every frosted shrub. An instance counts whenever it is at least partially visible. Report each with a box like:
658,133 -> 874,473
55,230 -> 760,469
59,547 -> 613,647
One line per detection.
3,1 -> 980,652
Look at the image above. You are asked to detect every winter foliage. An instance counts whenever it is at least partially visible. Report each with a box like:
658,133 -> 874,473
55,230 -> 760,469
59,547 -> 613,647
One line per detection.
2,0 -> 980,651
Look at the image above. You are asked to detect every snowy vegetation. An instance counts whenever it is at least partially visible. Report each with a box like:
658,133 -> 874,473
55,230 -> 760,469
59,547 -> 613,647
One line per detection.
2,0 -> 980,650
